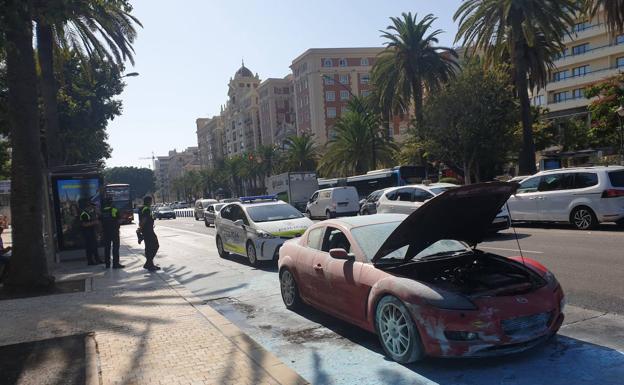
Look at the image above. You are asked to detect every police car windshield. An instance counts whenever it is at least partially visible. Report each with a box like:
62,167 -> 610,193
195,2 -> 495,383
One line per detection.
159,206 -> 173,211
246,204 -> 303,223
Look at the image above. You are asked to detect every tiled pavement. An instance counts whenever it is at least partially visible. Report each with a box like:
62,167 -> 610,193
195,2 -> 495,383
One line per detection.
0,246 -> 308,385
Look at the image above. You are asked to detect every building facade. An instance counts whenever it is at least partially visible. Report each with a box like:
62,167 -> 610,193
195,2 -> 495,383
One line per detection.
258,75 -> 296,147
531,10 -> 624,118
196,116 -> 224,169
154,147 -> 201,202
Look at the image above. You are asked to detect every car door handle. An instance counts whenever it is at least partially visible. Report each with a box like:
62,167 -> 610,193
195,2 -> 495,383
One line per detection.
313,264 -> 323,271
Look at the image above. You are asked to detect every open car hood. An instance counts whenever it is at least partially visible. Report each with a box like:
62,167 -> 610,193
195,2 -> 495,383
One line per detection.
371,182 -> 518,264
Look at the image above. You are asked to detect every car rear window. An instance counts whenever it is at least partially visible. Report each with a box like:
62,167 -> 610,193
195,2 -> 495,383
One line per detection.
574,173 -> 598,188
608,170 -> 624,187
332,188 -> 356,201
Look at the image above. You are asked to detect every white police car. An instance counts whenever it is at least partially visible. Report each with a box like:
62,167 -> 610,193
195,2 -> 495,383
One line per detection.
214,196 -> 313,266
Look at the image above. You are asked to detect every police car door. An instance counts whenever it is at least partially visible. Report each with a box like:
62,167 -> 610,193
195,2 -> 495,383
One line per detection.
227,205 -> 249,255
218,205 -> 238,254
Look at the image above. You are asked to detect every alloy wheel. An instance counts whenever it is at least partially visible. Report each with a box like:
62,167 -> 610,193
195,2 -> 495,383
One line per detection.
378,303 -> 410,357
280,270 -> 296,307
573,208 -> 593,229
247,243 -> 257,265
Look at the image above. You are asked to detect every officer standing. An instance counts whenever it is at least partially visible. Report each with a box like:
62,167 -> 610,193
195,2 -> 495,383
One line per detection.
80,199 -> 103,266
101,196 -> 124,269
138,196 -> 160,271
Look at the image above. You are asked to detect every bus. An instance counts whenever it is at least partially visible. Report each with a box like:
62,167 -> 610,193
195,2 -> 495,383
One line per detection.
318,166 -> 435,199
105,183 -> 133,224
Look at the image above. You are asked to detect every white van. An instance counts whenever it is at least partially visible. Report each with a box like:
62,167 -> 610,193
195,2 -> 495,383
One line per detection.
306,186 -> 360,219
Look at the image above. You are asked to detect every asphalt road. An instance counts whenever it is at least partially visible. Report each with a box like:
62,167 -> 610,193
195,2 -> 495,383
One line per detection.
119,217 -> 624,385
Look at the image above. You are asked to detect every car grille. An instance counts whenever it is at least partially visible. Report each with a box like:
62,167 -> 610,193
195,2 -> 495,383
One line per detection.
502,312 -> 550,337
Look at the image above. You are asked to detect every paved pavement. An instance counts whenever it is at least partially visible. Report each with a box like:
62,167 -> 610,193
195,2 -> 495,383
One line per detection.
127,218 -> 624,385
0,245 -> 308,385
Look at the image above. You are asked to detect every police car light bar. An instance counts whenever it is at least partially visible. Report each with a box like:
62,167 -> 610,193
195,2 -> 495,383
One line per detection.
239,195 -> 278,203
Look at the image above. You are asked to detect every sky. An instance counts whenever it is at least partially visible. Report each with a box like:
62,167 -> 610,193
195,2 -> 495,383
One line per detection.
106,0 -> 463,169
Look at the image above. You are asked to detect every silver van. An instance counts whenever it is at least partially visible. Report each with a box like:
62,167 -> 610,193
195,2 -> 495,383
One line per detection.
305,186 -> 360,219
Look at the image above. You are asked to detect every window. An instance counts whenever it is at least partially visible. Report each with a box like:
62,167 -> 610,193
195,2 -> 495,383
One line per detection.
307,228 -> 323,250
553,70 -> 569,81
320,191 -> 331,199
360,73 -> 370,84
572,88 -> 584,99
532,95 -> 545,106
341,106 -> 348,115
339,74 -> 349,84
246,204 -> 303,223
554,91 -> 570,103
572,65 -> 589,77
322,227 -> 351,252
360,57 -> 369,66
310,192 -> 319,202
617,57 -> 624,68
220,205 -> 233,220
324,75 -> 334,85
517,177 -> 540,193
573,21 -> 591,32
538,174 -> 574,192
608,170 -> 624,187
575,173 -> 598,188
339,58 -> 348,67
340,90 -> 350,101
327,107 -> 337,118
323,58 -> 333,67
361,90 -> 371,97
617,35 -> 624,45
392,188 -> 413,201
413,188 -> 434,202
572,43 -> 589,55
325,91 -> 336,101
556,48 -> 569,59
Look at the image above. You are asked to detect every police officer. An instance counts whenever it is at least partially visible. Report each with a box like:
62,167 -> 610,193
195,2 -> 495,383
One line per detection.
101,196 -> 124,269
138,195 -> 160,271
80,199 -> 103,266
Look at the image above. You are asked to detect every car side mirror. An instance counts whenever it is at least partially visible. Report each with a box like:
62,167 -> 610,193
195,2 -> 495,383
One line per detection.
329,248 -> 355,261
234,219 -> 244,227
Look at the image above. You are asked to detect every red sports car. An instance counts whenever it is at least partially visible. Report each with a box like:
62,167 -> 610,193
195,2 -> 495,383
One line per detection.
278,182 -> 565,363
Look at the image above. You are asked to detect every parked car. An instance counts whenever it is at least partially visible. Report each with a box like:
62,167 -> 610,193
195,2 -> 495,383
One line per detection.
204,203 -> 225,227
278,182 -> 565,363
214,196 -> 313,266
154,206 -> 176,220
376,183 -> 456,215
220,198 -> 241,203
506,166 -> 624,229
509,175 -> 529,183
359,189 -> 387,215
306,186 -> 360,219
195,198 -> 218,221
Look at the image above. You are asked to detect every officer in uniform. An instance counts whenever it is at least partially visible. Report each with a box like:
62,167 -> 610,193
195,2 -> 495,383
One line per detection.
80,199 -> 102,265
101,196 -> 124,269
138,195 -> 160,271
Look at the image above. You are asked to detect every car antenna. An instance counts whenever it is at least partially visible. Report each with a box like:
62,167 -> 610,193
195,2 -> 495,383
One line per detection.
507,202 -> 526,266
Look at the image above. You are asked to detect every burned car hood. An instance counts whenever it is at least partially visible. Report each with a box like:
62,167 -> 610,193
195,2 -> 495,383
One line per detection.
371,182 -> 518,264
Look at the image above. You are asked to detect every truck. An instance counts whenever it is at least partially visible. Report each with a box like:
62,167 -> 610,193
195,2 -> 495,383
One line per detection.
266,172 -> 318,212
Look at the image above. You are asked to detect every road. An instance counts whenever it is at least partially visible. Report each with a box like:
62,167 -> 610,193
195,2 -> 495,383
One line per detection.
120,218 -> 624,385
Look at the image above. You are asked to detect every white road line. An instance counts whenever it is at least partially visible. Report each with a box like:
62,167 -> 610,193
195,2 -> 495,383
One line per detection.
480,246 -> 544,254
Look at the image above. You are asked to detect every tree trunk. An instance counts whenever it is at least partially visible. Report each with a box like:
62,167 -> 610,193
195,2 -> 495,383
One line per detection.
512,18 -> 537,175
412,77 -> 424,129
463,158 -> 472,185
36,19 -> 62,167
4,3 -> 54,290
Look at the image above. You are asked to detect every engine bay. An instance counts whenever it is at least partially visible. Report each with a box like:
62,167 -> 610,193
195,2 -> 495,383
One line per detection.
388,251 -> 544,295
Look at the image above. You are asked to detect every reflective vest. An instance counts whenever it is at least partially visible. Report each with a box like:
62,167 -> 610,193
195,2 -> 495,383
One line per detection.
101,206 -> 119,229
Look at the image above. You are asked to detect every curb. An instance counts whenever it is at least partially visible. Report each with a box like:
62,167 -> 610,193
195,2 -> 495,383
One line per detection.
126,252 -> 310,385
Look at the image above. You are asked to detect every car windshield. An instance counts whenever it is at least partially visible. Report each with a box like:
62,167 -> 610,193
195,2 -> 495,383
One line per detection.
246,204 -> 304,223
213,204 -> 225,212
350,222 -> 469,263
160,206 -> 172,211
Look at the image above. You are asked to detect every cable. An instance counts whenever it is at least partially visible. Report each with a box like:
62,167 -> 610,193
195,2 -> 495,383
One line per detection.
507,202 -> 526,266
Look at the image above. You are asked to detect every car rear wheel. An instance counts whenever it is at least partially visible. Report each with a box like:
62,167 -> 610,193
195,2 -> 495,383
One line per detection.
246,241 -> 258,267
305,210 -> 312,219
570,206 -> 597,230
325,210 -> 332,219
280,268 -> 301,310
375,296 -> 424,364
216,236 -> 229,258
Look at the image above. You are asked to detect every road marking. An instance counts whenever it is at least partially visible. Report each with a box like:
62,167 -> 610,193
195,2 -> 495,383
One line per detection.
480,246 -> 544,254
156,225 -> 215,239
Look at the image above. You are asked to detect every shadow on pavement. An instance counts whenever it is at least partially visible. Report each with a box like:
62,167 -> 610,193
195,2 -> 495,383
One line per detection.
512,221 -> 623,232
483,231 -> 531,242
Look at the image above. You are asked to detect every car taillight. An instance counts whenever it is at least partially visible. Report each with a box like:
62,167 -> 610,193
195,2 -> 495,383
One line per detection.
602,189 -> 624,198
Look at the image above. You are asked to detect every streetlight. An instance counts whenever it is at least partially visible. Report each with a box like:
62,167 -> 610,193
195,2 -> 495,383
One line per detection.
121,72 -> 139,78
617,105 -> 624,165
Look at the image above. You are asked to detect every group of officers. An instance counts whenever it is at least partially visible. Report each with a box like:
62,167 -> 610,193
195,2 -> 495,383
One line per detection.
79,195 -> 159,271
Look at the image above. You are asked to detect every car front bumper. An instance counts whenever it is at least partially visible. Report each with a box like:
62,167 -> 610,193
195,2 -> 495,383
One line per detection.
489,215 -> 510,232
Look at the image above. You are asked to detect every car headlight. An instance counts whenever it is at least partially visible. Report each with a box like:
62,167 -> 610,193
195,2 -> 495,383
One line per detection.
424,292 -> 478,311
256,230 -> 276,239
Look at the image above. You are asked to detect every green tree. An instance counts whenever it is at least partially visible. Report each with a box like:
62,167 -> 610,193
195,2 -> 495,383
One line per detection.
283,133 -> 318,172
454,0 -> 580,174
586,0 -> 624,33
585,74 -> 624,152
420,59 -> 518,183
320,98 -> 397,177
104,167 -> 155,199
372,13 -> 458,129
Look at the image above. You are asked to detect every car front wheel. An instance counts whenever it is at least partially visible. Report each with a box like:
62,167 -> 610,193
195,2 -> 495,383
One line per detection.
280,268 -> 301,310
246,241 -> 258,267
204,219 -> 210,227
570,206 -> 597,230
216,236 -> 229,258
375,296 -> 424,364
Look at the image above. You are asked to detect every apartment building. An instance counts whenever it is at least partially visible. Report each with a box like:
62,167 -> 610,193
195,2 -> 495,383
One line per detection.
196,116 -> 224,169
290,47 -> 410,145
153,147 -> 201,202
532,10 -> 624,118
258,75 -> 296,147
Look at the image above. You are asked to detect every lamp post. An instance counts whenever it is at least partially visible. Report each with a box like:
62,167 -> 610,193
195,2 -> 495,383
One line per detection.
617,105 -> 624,165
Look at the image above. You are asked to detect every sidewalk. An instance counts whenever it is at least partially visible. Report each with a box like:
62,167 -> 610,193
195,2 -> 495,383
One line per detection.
0,246 -> 308,385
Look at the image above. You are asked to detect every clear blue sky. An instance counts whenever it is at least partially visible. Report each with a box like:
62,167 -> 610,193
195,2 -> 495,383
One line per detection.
106,0 -> 463,168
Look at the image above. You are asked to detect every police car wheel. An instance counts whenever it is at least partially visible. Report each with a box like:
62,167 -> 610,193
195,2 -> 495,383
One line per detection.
216,236 -> 229,258
246,241 -> 258,267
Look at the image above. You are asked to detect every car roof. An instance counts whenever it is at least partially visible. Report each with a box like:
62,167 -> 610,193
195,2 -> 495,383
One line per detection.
316,186 -> 356,193
324,214 -> 406,229
535,166 -> 624,175
234,200 -> 289,208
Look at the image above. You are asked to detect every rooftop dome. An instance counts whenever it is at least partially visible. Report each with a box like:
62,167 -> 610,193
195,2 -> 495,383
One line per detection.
235,60 -> 254,78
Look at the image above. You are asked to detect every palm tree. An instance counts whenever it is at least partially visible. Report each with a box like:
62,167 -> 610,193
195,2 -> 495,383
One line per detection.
34,0 -> 141,166
372,13 -> 458,129
319,99 -> 397,177
586,0 -> 624,33
283,133 -> 318,172
454,0 -> 580,174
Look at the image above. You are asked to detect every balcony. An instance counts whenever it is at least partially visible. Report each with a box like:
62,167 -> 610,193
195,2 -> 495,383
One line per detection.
563,23 -> 605,44
554,42 -> 624,67
546,67 -> 621,92
546,96 -> 598,112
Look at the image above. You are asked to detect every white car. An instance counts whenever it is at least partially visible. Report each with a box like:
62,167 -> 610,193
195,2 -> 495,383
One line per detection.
306,186 -> 360,219
506,166 -> 624,229
215,196 -> 313,266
